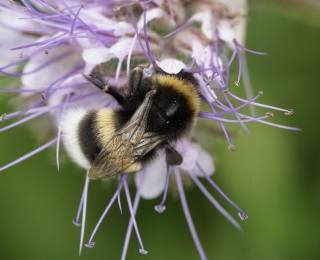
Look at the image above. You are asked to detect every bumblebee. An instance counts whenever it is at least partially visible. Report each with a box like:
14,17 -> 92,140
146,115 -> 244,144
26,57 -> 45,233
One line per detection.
61,64 -> 200,180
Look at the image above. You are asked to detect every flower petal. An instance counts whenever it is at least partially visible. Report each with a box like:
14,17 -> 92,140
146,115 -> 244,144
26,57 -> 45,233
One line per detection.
21,44 -> 82,92
137,8 -> 165,29
156,59 -> 186,74
217,19 -> 236,43
82,46 -> 112,64
192,146 -> 215,177
176,139 -> 198,171
134,153 -> 167,199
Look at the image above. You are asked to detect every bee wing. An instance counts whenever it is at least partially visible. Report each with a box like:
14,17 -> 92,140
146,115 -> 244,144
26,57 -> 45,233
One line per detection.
88,89 -> 161,179
88,131 -> 166,179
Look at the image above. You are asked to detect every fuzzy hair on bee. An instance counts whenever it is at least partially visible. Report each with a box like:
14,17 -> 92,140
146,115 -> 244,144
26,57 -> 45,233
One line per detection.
61,64 -> 200,180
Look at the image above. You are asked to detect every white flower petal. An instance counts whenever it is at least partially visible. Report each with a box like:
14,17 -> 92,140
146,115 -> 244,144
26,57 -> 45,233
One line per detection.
82,46 -> 113,64
113,21 -> 135,36
108,37 -> 138,61
176,139 -> 198,170
156,59 -> 186,74
0,28 -> 37,73
21,45 -> 81,92
217,19 -> 236,43
79,9 -> 113,26
191,40 -> 205,66
192,146 -> 215,177
137,8 -> 165,29
188,11 -> 205,23
201,10 -> 214,39
135,153 -> 167,199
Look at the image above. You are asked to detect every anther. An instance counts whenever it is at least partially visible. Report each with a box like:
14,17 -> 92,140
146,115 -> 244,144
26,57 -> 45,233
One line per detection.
139,249 -> 148,255
266,112 -> 274,117
20,53 -> 23,58
223,89 -> 229,93
170,19 -> 176,26
45,49 -> 49,54
81,3 -> 85,8
240,115 -> 247,119
85,242 -> 95,248
238,211 -> 248,220
72,219 -> 81,226
41,93 -> 46,100
1,113 -> 7,121
258,91 -> 263,95
9,0 -> 14,6
285,109 -> 294,115
154,205 -> 166,213
21,7 -> 27,11
228,144 -> 235,152
102,85 -> 109,92
234,81 -> 240,87
113,6 -> 120,11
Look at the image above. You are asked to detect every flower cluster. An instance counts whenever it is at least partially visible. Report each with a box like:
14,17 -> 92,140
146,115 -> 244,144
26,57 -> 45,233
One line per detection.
0,0 -> 297,259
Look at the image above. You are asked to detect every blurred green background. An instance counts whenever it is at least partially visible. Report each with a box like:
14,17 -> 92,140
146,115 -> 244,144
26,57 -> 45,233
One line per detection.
1,2 -> 320,260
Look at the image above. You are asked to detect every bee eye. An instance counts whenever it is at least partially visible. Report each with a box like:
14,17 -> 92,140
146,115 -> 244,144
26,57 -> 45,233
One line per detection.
166,102 -> 178,118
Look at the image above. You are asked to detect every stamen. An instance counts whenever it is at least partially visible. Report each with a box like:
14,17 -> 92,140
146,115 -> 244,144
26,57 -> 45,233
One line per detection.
196,163 -> 247,220
1,113 -> 6,121
72,180 -> 85,227
141,4 -> 156,64
228,144 -> 235,152
222,92 -> 251,135
58,0 -> 106,46
56,93 -> 71,171
118,176 -> 123,214
70,5 -> 83,36
79,175 -> 90,255
233,39 -> 268,55
227,91 -> 291,113
187,170 -> 242,231
121,169 -> 147,260
155,163 -> 170,213
241,52 -> 258,117
85,176 -> 125,248
162,20 -> 193,38
127,7 -> 152,64
285,109 -> 294,115
174,168 -> 207,260
123,175 -> 148,255
0,138 -> 57,172
0,100 -> 57,133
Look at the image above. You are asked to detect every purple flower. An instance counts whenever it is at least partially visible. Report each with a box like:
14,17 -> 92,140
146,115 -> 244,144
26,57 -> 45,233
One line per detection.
0,1 -> 298,259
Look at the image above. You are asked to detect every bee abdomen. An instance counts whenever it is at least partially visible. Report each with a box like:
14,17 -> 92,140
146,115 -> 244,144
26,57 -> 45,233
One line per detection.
61,108 -> 94,170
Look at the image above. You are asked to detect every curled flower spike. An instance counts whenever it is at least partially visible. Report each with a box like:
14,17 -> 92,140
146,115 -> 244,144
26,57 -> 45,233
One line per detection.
0,1 -> 299,259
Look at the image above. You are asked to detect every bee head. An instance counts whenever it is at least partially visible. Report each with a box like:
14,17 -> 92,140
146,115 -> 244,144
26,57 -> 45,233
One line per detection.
146,87 -> 195,139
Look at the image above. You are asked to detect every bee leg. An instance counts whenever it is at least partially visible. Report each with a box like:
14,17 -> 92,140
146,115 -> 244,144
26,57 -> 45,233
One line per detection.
129,67 -> 143,95
83,64 -> 125,105
165,143 -> 183,165
82,64 -> 108,90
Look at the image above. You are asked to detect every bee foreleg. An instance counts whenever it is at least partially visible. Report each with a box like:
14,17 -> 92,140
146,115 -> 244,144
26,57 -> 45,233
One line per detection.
83,64 -> 109,90
83,64 -> 126,106
129,67 -> 143,95
165,143 -> 183,165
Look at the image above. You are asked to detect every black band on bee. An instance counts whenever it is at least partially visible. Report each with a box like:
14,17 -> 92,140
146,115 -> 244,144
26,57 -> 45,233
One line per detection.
77,111 -> 102,163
